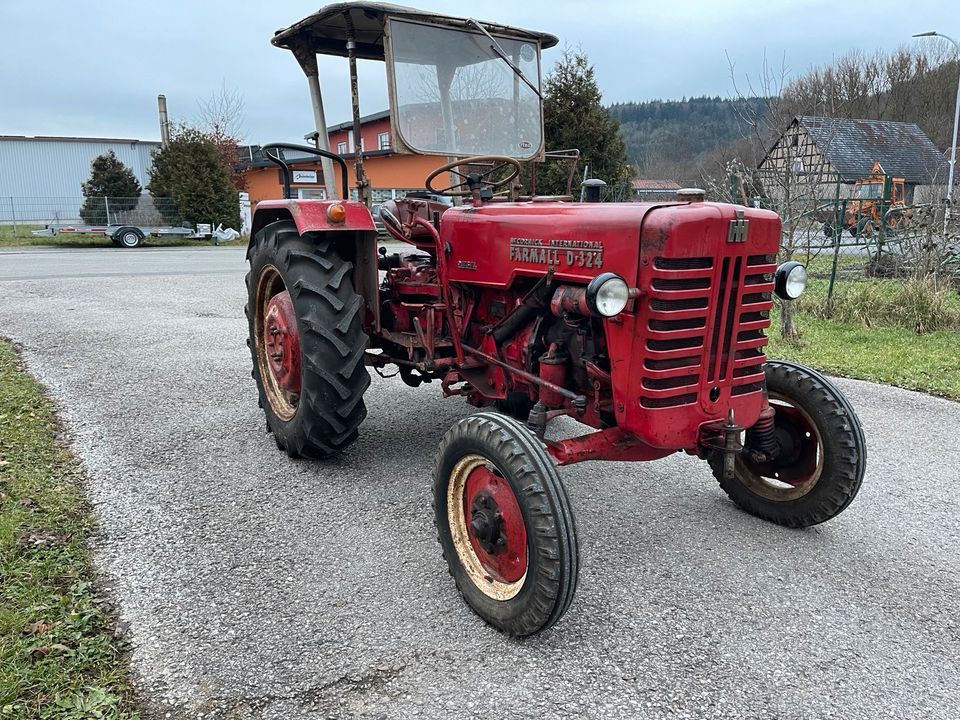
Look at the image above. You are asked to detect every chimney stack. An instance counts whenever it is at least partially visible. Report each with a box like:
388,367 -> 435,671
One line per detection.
158,94 -> 170,148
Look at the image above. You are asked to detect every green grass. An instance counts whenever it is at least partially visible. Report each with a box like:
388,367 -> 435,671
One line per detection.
767,307 -> 960,400
0,340 -> 140,719
760,252 -> 960,399
0,225 -> 243,249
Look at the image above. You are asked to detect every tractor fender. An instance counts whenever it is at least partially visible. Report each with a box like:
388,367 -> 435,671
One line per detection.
249,199 -> 376,247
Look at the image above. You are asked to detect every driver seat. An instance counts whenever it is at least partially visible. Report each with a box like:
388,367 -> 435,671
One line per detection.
380,196 -> 451,248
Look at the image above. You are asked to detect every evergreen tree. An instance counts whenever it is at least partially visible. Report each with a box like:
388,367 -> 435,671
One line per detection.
79,151 -> 142,224
537,51 -> 631,196
148,125 -> 241,229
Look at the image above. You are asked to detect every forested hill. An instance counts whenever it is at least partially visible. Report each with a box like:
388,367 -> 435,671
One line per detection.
609,96 -> 768,181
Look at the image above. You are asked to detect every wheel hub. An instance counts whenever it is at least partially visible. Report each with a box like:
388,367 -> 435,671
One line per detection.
263,291 -> 301,395
463,465 -> 527,584
739,398 -> 823,499
469,493 -> 506,555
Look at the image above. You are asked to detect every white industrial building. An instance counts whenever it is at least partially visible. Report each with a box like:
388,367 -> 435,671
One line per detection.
0,135 -> 160,224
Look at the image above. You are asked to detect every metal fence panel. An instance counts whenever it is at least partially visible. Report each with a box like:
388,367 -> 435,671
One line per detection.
0,195 -> 183,231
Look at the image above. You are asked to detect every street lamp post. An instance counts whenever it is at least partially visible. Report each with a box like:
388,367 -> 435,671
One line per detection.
913,31 -> 960,234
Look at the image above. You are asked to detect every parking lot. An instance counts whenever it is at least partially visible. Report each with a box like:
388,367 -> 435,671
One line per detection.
1,245 -> 958,719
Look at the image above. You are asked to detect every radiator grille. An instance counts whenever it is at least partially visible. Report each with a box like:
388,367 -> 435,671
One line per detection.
639,252 -> 775,409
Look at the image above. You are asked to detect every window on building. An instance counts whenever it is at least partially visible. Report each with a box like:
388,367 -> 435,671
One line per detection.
298,188 -> 326,200
378,132 -> 391,151
337,141 -> 347,154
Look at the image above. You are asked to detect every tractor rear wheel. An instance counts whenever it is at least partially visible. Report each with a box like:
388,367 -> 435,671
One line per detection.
245,220 -> 370,458
433,412 -> 579,636
709,361 -> 866,527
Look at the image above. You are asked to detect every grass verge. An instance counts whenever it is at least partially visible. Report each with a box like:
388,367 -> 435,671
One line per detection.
767,307 -> 960,400
0,340 -> 140,719
0,225 -> 243,249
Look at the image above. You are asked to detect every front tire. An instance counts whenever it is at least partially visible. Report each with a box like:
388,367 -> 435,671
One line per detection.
709,361 -> 866,527
245,220 -> 370,458
433,412 -> 579,636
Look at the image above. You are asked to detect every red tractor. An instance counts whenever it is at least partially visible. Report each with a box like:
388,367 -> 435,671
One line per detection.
247,3 -> 867,636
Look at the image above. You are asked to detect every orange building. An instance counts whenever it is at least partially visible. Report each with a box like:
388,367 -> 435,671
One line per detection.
242,110 -> 443,207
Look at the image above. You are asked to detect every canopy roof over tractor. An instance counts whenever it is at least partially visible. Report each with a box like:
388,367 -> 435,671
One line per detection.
272,2 -> 559,59
271,2 -> 558,196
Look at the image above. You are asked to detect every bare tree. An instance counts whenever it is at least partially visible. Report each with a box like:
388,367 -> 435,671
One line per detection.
718,51 -> 839,342
198,84 -> 247,191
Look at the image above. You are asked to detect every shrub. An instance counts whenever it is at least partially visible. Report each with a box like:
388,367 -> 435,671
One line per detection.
889,275 -> 959,333
804,274 -> 960,333
79,151 -> 142,224
147,125 -> 241,229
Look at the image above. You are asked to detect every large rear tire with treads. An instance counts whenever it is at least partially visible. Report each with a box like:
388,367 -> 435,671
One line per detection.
245,220 -> 370,458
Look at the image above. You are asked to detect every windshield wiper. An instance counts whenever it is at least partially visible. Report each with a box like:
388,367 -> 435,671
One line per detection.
467,19 -> 542,99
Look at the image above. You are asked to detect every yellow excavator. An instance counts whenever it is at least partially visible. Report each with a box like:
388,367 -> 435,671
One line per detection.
834,162 -> 909,237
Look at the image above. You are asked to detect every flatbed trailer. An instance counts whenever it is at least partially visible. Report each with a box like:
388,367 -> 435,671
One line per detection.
31,222 -> 239,247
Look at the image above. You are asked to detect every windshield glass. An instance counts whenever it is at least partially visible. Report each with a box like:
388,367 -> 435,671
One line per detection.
387,19 -> 542,159
856,183 -> 882,199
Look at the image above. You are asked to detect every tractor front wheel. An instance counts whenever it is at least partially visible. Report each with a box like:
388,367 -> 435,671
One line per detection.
433,412 -> 579,636
245,220 -> 370,458
709,361 -> 866,527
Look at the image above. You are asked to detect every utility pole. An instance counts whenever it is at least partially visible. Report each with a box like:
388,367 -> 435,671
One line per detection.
913,32 -> 960,234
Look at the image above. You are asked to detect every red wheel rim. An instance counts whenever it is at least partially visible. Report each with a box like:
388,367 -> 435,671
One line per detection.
254,264 -> 302,421
463,465 -> 528,584
738,395 -> 824,501
264,290 -> 301,397
446,455 -> 529,600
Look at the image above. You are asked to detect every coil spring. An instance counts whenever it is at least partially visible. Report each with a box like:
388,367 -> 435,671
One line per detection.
750,405 -> 779,457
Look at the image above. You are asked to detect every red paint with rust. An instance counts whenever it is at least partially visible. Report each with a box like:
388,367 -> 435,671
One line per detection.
251,199 -> 376,237
464,464 -> 527,583
441,200 -> 781,450
254,190 -> 783,465
547,427 -> 676,466
264,291 -> 301,395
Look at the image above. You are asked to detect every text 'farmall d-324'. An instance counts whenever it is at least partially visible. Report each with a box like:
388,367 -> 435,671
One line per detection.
246,2 -> 867,636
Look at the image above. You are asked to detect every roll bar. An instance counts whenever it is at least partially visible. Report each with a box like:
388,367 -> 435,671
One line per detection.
261,143 -> 350,201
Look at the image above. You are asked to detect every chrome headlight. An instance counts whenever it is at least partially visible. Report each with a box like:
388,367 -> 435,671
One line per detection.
774,261 -> 807,300
586,273 -> 630,317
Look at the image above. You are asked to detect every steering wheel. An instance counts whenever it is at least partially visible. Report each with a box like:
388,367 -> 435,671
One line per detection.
425,155 -> 522,197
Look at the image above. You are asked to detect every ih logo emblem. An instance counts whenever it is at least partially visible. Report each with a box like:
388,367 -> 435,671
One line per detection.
727,210 -> 749,243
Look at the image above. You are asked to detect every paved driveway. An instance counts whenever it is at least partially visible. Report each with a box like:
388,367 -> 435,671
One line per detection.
1,246 -> 958,719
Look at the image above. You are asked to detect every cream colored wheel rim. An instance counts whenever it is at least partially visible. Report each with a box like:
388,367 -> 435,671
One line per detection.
447,455 -> 527,601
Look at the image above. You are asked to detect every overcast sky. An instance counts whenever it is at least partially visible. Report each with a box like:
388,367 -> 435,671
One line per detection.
1,0 -> 955,144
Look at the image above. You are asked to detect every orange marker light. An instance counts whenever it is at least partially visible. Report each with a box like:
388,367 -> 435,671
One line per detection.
326,203 -> 346,223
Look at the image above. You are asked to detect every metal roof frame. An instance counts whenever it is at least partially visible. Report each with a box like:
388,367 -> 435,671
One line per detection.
271,2 -> 558,59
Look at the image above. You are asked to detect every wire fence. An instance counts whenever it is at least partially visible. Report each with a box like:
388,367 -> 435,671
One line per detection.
769,198 -> 960,336
0,196 -> 184,235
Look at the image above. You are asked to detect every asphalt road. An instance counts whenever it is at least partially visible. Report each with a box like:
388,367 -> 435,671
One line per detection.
1,245 -> 958,719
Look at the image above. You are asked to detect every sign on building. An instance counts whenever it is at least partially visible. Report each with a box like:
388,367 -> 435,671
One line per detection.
292,169 -> 318,184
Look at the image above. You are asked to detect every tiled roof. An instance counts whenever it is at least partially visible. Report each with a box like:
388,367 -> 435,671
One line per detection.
325,109 -> 391,134
797,115 -> 949,184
